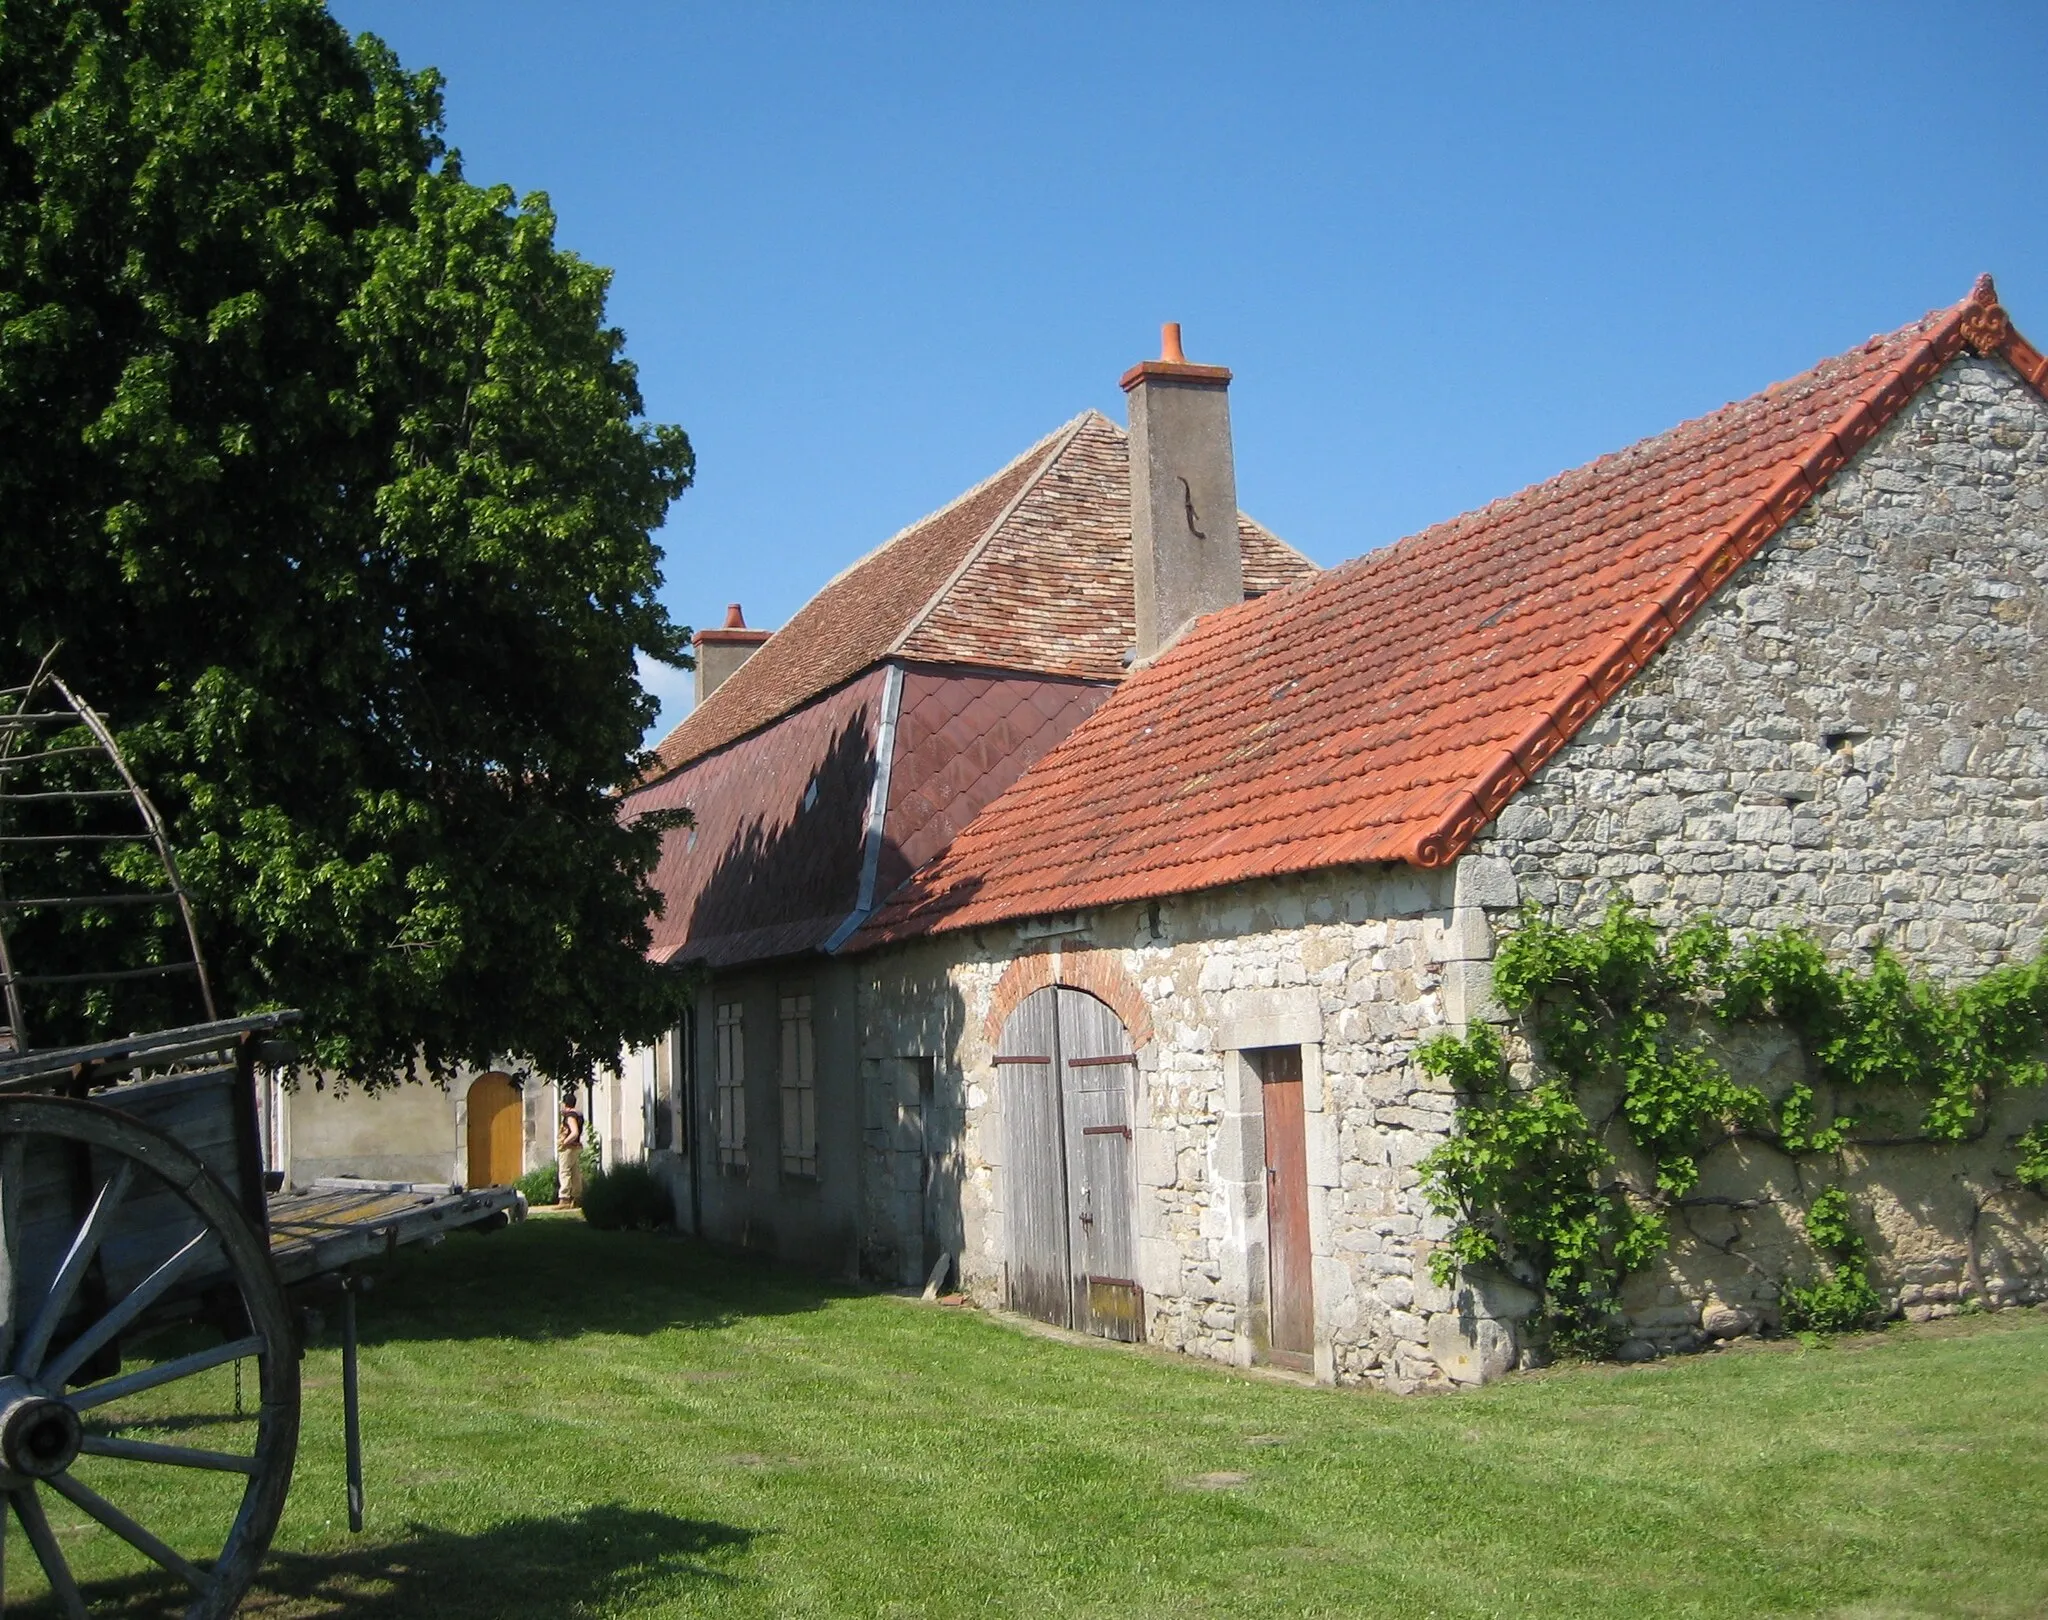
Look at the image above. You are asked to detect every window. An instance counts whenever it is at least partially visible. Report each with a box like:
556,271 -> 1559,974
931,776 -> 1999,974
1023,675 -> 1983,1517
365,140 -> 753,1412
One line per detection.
715,1000 -> 747,1173
779,988 -> 818,1178
652,1013 -> 686,1154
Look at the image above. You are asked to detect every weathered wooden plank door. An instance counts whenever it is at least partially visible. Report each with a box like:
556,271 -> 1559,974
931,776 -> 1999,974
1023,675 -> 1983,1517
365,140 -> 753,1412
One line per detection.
1058,988 -> 1143,1342
997,988 -> 1070,1327
466,1072 -> 523,1187
1257,1046 -> 1314,1367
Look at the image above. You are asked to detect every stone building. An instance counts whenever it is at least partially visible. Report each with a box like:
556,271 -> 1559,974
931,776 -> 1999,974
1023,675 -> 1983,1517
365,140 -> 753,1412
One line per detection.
272,1051 -> 653,1195
640,279 -> 2046,1389
618,355 -> 1314,1268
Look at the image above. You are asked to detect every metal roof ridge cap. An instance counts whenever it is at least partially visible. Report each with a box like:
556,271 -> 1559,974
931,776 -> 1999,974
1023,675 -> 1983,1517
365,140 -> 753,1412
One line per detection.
886,415 -> 1095,658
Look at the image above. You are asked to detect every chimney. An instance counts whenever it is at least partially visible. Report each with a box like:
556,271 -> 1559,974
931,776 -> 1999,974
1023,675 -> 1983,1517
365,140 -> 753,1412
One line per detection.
692,603 -> 772,703
1121,322 -> 1242,661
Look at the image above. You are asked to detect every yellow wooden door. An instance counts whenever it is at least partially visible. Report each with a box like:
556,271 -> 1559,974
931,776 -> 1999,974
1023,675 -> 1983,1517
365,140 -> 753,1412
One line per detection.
466,1073 -> 522,1187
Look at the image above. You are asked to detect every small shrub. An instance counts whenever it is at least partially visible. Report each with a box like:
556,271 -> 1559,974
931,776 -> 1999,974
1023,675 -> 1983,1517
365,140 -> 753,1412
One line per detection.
1782,1188 -> 1886,1334
581,1160 -> 670,1231
1783,1265 -> 1885,1334
516,1162 -> 559,1207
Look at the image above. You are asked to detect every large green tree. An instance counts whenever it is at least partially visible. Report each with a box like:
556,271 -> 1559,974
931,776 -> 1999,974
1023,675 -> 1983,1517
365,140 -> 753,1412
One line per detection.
0,0 -> 693,1084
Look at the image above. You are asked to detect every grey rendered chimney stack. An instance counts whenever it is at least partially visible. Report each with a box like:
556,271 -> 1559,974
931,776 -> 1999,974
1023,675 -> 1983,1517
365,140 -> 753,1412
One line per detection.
692,603 -> 772,703
1121,322 -> 1242,661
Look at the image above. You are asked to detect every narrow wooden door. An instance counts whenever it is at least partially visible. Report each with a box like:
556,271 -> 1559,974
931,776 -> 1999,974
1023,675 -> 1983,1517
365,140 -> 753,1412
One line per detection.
1258,1047 -> 1314,1366
1058,988 -> 1142,1342
466,1072 -> 522,1187
997,988 -> 1070,1326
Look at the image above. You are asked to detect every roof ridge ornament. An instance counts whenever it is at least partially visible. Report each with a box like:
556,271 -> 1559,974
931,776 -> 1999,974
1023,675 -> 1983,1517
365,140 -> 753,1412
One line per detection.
1960,273 -> 2015,358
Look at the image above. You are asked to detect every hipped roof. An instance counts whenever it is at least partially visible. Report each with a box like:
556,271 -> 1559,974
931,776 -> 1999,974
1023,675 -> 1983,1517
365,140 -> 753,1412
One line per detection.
860,278 -> 2048,944
644,412 -> 1313,779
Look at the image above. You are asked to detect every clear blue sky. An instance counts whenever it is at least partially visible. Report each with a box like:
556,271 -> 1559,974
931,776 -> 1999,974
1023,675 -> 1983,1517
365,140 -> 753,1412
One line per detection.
330,2 -> 2048,740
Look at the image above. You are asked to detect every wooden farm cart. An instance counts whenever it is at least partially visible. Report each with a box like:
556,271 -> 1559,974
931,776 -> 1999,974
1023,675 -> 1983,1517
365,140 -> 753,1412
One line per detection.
0,1019 -> 524,1618
0,669 -> 521,1616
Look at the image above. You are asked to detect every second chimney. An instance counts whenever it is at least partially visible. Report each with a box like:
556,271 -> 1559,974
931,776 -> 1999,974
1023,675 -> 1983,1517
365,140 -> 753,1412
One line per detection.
693,603 -> 772,703
1122,322 -> 1242,661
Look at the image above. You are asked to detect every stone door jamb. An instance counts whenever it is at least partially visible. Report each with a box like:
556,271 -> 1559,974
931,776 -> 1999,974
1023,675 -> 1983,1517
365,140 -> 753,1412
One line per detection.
1217,986 -> 1335,1382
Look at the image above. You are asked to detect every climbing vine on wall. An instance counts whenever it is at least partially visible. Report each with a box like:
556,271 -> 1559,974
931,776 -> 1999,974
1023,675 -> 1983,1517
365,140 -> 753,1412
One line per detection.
1417,901 -> 2048,1353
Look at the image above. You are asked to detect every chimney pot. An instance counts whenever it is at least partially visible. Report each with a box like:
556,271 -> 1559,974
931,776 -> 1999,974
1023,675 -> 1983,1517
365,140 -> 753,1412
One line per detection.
723,603 -> 747,628
1160,322 -> 1185,364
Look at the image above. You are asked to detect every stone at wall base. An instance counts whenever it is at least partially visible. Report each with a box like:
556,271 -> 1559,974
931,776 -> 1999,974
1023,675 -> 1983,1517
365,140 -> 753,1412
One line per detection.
1700,1301 -> 1757,1340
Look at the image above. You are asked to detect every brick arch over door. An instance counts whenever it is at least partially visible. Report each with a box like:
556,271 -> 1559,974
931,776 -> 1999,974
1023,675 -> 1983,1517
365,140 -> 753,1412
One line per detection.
983,948 -> 1153,1049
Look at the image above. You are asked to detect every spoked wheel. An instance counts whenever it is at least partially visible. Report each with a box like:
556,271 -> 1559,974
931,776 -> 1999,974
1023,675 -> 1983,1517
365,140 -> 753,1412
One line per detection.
0,1095 -> 298,1618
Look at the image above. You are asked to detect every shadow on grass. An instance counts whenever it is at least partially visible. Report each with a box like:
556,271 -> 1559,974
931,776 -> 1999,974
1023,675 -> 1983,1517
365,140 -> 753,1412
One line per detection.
314,1217 -> 872,1348
11,1505 -> 756,1619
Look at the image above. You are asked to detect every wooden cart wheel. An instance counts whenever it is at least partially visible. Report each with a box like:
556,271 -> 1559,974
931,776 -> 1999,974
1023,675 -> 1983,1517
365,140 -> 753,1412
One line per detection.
0,1095 -> 299,1619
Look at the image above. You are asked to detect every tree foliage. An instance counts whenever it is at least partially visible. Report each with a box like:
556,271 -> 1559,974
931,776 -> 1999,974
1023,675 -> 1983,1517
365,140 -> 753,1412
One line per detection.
0,0 -> 693,1084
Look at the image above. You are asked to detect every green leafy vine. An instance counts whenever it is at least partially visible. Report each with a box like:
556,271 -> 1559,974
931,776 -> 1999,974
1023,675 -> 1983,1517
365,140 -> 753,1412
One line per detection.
1780,1188 -> 1884,1333
1418,900 -> 2048,1352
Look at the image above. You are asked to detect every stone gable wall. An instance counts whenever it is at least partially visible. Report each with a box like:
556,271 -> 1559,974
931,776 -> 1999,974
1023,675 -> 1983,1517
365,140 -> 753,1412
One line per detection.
1462,350 -> 2048,1346
1474,352 -> 2048,974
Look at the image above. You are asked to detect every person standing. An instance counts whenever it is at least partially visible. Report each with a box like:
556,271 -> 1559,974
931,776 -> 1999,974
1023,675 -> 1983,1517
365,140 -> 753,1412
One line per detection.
557,1093 -> 587,1207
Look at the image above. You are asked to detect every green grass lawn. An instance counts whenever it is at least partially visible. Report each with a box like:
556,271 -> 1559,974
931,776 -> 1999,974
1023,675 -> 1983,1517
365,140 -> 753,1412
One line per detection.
17,1214 -> 2048,1618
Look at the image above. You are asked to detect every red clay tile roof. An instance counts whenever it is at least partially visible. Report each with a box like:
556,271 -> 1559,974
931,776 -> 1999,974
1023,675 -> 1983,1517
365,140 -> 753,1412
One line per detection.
860,278 -> 2048,943
644,413 -> 1313,778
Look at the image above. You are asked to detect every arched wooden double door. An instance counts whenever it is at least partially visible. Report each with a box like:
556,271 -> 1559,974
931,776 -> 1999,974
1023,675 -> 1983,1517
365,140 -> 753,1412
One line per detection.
995,986 -> 1142,1341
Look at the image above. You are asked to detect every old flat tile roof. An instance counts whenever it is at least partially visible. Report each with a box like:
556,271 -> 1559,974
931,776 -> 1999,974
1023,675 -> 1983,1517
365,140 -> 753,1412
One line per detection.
642,412 -> 1313,781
